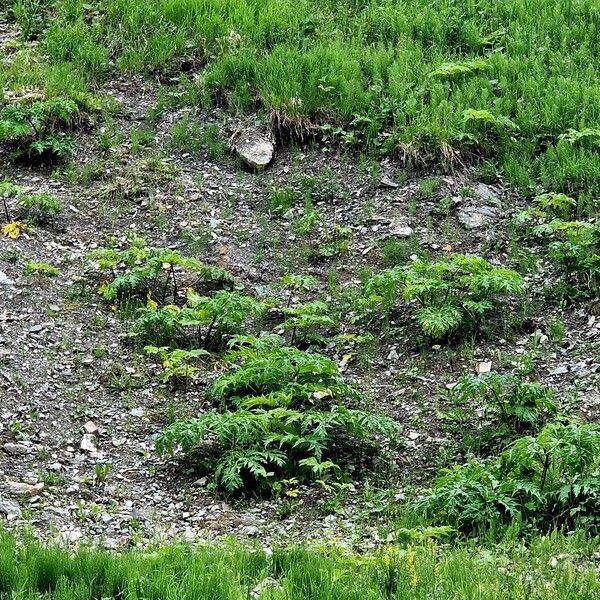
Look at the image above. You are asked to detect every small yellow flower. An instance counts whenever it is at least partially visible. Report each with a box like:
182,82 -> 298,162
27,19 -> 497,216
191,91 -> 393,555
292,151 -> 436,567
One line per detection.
146,292 -> 158,310
1,221 -> 27,239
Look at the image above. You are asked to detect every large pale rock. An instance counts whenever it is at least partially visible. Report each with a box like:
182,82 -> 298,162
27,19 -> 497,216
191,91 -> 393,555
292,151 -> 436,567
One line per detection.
234,129 -> 274,169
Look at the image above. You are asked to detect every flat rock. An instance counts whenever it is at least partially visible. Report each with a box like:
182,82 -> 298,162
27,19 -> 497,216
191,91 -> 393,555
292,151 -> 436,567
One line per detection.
379,174 -> 399,188
84,420 -> 99,435
2,442 -> 30,456
474,183 -> 501,207
234,129 -> 274,169
80,434 -> 98,453
457,205 -> 499,229
389,223 -> 414,238
0,499 -> 22,520
6,481 -> 44,497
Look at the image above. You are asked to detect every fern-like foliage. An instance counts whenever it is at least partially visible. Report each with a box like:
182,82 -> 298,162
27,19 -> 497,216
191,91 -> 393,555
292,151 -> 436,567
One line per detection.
356,254 -> 524,340
0,98 -> 78,161
443,373 -> 557,454
88,238 -> 233,306
157,404 -> 397,493
533,219 -> 600,299
157,339 -> 398,493
131,290 -> 264,349
209,343 -> 360,408
417,421 -> 600,534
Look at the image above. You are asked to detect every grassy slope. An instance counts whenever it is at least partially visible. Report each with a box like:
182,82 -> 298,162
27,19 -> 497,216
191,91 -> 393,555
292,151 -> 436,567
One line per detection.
5,0 -> 600,208
1,531 -> 599,599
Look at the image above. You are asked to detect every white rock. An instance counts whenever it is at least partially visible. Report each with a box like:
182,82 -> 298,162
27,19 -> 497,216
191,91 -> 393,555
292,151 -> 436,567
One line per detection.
80,434 -> 97,453
84,420 -> 99,434
234,129 -> 274,169
0,271 -> 15,286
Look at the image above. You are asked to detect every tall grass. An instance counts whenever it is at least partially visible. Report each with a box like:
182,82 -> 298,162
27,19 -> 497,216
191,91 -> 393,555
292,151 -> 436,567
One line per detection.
0,530 -> 599,599
4,0 -> 600,204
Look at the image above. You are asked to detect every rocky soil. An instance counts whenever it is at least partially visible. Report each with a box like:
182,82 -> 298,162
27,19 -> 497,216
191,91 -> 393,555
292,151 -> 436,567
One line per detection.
1,77 -> 599,549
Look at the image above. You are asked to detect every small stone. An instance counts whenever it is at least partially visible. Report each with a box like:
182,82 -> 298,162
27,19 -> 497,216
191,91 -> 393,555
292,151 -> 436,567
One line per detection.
0,271 -> 15,286
379,174 -> 399,188
389,222 -> 414,238
550,365 -> 569,375
245,525 -> 260,537
130,407 -> 145,417
6,481 -> 44,497
2,442 -> 30,456
28,324 -> 44,334
83,420 -> 99,435
80,434 -> 97,453
474,183 -> 501,206
475,361 -> 493,374
0,499 -> 22,520
457,206 -> 499,229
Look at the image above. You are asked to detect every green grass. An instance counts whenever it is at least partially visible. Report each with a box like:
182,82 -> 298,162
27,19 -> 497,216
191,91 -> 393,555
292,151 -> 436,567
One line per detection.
4,0 -> 600,208
1,530 -> 599,599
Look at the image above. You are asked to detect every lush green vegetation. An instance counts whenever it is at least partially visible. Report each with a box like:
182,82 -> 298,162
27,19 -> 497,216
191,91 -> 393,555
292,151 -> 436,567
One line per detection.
3,0 -> 600,209
2,0 -> 600,593
1,530 -> 599,599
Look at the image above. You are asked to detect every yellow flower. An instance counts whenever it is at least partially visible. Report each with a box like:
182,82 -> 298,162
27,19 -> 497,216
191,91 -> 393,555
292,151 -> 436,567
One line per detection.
146,291 -> 159,310
1,221 -> 27,239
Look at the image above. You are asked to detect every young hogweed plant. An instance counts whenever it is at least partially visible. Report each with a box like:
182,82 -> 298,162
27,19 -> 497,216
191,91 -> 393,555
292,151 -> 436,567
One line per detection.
130,289 -> 264,349
533,219 -> 600,301
144,345 -> 210,389
157,337 -> 398,494
417,421 -> 600,535
443,373 -> 557,453
356,254 -> 524,340
278,300 -> 337,347
0,98 -> 78,161
88,238 -> 232,307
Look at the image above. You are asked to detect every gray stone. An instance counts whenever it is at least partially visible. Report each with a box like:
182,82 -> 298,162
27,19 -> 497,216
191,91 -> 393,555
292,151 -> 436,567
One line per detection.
0,499 -> 22,520
457,205 -> 499,229
80,434 -> 97,453
2,442 -> 30,456
389,222 -> 414,237
234,130 -> 274,169
379,174 -> 399,188
6,481 -> 44,497
474,183 -> 501,206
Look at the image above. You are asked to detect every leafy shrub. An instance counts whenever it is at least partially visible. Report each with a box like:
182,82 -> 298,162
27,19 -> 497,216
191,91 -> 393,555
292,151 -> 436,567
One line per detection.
533,219 -> 600,300
279,300 -> 337,346
88,238 -> 232,306
0,98 -> 78,161
18,192 -> 62,223
131,290 -> 264,349
417,422 -> 600,534
144,345 -> 210,388
210,339 -> 359,406
356,254 -> 524,339
444,373 -> 557,453
24,261 -> 59,276
157,339 -> 398,493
